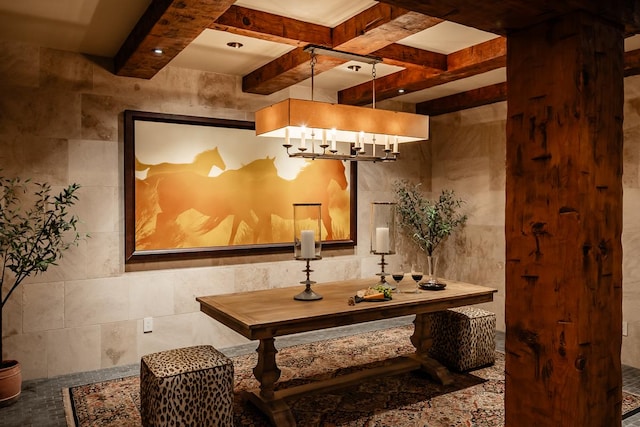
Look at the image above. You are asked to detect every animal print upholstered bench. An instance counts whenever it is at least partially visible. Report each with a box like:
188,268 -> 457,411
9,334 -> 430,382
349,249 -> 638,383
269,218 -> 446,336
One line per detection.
428,306 -> 496,372
140,345 -> 234,427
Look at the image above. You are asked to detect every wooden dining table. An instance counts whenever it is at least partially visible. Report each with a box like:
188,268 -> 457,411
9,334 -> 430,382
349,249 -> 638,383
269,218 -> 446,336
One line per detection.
197,276 -> 497,427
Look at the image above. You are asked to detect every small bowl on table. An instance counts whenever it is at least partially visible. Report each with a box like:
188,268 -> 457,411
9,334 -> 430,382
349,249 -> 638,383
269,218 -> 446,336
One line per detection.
419,282 -> 446,291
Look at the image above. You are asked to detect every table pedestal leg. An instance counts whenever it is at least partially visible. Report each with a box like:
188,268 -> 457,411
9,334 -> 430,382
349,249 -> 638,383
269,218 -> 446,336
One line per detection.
253,338 -> 280,400
410,313 -> 453,385
245,337 -> 296,426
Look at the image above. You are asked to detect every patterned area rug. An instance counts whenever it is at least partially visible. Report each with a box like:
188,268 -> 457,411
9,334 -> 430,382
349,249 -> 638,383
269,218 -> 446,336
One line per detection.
63,326 -> 640,427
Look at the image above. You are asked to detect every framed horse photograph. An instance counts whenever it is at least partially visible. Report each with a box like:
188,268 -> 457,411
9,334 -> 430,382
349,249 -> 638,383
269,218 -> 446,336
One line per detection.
123,110 -> 357,263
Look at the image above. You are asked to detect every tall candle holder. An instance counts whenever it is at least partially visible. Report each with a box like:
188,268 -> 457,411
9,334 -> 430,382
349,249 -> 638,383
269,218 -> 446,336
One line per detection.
370,201 -> 397,288
293,203 -> 322,301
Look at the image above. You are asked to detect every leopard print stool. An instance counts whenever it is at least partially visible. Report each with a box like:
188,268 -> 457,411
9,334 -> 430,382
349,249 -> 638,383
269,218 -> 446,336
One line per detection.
428,306 -> 496,372
140,345 -> 234,427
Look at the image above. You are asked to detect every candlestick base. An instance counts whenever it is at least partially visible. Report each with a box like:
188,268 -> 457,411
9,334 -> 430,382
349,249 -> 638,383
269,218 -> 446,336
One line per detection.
294,284 -> 322,301
373,252 -> 394,290
293,258 -> 323,301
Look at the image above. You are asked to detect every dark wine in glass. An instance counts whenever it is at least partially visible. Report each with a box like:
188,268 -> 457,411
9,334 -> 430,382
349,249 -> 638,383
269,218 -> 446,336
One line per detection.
410,270 -> 423,293
391,272 -> 404,293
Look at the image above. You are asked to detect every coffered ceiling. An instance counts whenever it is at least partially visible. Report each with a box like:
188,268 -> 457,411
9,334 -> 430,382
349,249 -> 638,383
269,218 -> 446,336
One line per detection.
1,0 -> 640,115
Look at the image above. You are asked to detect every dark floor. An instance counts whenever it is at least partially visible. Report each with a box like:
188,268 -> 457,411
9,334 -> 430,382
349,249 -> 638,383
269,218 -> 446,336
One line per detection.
1,316 -> 639,427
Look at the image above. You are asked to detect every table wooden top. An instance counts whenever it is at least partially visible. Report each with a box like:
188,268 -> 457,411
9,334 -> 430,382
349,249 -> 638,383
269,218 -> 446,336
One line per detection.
197,277 -> 496,340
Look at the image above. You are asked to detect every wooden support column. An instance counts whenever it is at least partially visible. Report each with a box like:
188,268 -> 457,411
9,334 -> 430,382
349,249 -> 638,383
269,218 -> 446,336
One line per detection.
505,11 -> 624,426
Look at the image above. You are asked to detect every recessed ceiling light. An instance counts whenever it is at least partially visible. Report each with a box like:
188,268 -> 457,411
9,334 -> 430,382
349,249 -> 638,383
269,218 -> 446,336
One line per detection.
152,48 -> 163,55
227,42 -> 243,49
398,89 -> 406,94
347,65 -> 361,72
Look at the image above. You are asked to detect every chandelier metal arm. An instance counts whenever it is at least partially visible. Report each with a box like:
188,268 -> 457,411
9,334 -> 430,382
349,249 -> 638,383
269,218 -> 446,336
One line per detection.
303,44 -> 382,65
284,144 -> 398,162
372,63 -> 376,110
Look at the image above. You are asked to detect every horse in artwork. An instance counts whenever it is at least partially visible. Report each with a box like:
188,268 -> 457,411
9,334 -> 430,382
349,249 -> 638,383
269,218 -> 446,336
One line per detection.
250,159 -> 349,241
152,158 -> 278,246
135,147 -> 226,178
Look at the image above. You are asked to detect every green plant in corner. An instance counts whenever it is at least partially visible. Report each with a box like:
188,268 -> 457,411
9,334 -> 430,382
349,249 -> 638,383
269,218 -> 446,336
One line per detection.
394,180 -> 467,283
0,177 -> 84,371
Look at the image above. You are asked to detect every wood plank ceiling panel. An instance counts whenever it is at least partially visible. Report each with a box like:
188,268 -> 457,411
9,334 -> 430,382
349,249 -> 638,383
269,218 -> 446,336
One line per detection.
115,0 -> 236,78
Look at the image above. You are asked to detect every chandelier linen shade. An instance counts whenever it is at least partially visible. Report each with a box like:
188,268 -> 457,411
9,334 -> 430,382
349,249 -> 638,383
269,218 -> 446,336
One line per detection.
255,98 -> 430,145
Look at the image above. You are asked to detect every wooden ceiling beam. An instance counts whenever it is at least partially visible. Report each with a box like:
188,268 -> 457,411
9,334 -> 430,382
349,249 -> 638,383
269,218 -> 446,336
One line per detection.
416,82 -> 507,116
332,4 -> 442,54
115,0 -> 235,79
447,37 -> 506,70
241,47 -> 346,95
211,5 -> 331,47
339,37 -> 506,105
376,0 -> 640,35
242,3 -> 441,95
373,44 -> 447,71
625,48 -> 640,76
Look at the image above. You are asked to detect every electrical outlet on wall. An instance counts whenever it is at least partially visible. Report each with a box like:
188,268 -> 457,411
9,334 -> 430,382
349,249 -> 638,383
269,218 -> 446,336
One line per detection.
143,317 -> 153,333
623,321 -> 628,337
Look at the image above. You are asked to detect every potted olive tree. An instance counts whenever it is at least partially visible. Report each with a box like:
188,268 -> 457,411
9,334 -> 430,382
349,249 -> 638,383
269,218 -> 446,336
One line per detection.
394,180 -> 467,285
0,176 -> 83,406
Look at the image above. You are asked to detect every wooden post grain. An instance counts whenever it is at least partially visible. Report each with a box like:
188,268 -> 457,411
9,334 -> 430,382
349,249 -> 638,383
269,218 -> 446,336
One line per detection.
505,11 -> 624,426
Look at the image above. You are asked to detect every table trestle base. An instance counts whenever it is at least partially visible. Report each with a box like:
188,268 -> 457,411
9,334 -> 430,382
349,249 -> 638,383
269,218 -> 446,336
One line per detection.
246,353 -> 451,426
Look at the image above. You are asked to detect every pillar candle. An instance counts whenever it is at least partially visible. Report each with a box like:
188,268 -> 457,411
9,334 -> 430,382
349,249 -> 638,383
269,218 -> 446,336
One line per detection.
301,230 -> 315,258
376,227 -> 390,253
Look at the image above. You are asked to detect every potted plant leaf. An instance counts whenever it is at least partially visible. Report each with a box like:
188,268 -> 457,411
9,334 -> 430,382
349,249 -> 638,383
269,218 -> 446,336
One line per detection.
0,176 -> 83,406
394,180 -> 467,285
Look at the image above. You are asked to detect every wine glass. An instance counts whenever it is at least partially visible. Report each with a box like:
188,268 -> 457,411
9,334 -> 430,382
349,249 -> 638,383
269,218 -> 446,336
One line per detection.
391,271 -> 404,294
410,267 -> 423,293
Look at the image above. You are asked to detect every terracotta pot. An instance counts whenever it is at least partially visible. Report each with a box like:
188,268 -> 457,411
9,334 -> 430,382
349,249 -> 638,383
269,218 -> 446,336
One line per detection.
0,360 -> 22,407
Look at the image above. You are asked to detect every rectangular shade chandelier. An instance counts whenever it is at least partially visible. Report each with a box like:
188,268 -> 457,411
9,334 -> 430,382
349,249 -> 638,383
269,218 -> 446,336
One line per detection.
254,45 -> 429,162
